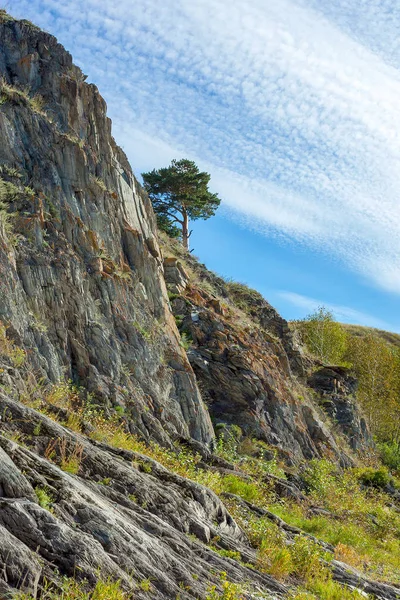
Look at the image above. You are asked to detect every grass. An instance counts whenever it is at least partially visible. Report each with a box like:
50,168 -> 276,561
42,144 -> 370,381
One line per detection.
92,176 -> 108,192
9,376 -> 400,592
264,460 -> 400,583
0,322 -> 26,367
0,78 -> 47,115
18,576 -> 130,599
44,437 -> 84,475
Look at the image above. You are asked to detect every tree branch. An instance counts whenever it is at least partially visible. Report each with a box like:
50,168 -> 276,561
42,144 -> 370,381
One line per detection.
162,210 -> 184,225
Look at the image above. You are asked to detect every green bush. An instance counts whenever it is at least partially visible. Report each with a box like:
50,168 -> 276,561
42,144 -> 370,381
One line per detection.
357,467 -> 391,489
378,441 -> 400,472
221,474 -> 261,504
293,306 -> 347,364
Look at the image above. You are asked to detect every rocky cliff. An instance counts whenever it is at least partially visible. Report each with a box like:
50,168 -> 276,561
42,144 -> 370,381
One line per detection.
1,11 -> 398,600
0,12 -> 213,448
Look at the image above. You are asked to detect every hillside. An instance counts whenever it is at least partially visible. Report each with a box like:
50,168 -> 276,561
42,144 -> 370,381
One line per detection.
343,324 -> 400,349
0,11 -> 400,600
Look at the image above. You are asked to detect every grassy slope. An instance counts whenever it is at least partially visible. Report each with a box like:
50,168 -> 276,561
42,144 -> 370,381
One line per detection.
343,324 -> 400,349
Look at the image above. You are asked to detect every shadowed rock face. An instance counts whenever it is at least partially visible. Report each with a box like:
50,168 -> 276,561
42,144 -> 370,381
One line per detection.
0,16 -> 213,447
308,366 -> 373,452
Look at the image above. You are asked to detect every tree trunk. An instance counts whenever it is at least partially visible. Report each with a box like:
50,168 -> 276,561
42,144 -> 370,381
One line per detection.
182,210 -> 189,250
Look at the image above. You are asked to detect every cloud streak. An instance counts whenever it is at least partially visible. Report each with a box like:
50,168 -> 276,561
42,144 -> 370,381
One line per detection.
11,0 -> 400,294
279,291 -> 394,331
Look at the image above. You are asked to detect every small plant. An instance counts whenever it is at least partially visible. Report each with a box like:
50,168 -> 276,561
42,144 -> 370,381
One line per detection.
98,477 -> 111,486
379,440 -> 400,472
33,422 -> 41,436
17,575 -> 129,599
205,572 -> 245,600
139,578 -> 152,592
179,331 -> 193,350
0,322 -> 26,367
29,94 -> 45,114
45,437 -> 84,475
132,320 -> 152,340
210,546 -> 241,562
289,536 -> 329,580
257,531 -> 293,581
93,176 -> 108,192
35,486 -> 54,511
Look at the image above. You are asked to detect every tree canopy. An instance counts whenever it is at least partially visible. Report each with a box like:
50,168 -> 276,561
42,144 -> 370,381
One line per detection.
295,306 -> 347,365
142,158 -> 220,249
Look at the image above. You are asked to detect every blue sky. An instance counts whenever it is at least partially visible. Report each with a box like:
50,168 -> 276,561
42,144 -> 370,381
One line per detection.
9,0 -> 400,331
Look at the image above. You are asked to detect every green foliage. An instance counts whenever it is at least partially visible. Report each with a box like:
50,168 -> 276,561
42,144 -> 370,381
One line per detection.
205,572 -> 245,600
156,212 -> 181,238
378,440 -> 400,472
211,548 -> 242,561
179,331 -> 193,350
17,575 -> 128,599
295,577 -> 367,599
142,158 -> 220,249
29,94 -> 45,114
289,536 -> 330,580
35,486 -> 54,511
356,467 -> 391,489
220,474 -> 262,504
294,306 -> 347,364
138,578 -> 152,591
345,332 -> 400,443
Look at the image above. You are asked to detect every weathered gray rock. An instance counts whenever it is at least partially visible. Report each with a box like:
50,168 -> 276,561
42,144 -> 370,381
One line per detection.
0,391 -> 287,599
0,15 -> 213,448
164,256 -> 190,294
169,291 -> 345,464
308,366 -> 373,452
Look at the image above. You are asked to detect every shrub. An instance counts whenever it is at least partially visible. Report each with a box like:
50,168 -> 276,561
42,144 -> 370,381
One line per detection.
289,536 -> 328,580
257,533 -> 293,580
357,467 -> 391,489
205,572 -> 245,600
220,474 -> 262,504
378,441 -> 400,472
179,331 -> 193,350
293,306 -> 347,364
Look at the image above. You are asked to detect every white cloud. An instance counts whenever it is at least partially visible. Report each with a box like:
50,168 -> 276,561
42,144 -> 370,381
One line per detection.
279,291 -> 395,331
10,0 -> 400,293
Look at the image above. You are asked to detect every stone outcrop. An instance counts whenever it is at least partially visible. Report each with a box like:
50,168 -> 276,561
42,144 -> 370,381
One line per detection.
0,391 -> 288,599
163,256 -> 190,294
166,278 -> 348,465
308,366 -> 373,452
0,14 -> 213,448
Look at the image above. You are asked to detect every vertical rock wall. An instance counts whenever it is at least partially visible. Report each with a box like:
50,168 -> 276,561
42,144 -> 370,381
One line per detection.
0,15 -> 214,446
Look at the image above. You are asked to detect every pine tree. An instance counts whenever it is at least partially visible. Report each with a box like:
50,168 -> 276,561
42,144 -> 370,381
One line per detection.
142,159 -> 220,250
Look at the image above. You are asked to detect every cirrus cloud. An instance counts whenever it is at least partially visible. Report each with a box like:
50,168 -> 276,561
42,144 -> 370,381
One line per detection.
10,0 -> 400,295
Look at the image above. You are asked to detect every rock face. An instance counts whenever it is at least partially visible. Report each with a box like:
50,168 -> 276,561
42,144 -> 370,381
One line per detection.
0,15 -> 213,447
0,391 -> 288,600
308,366 -> 373,452
165,265 -> 348,465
